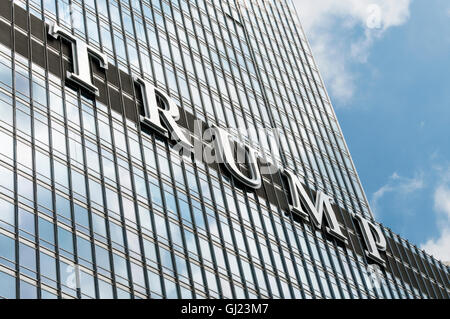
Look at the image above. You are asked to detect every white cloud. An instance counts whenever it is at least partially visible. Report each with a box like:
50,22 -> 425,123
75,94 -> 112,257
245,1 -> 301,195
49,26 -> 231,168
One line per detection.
371,172 -> 425,215
294,0 -> 412,33
421,230 -> 450,261
434,185 -> 450,220
293,0 -> 412,104
370,166 -> 450,262
421,183 -> 450,262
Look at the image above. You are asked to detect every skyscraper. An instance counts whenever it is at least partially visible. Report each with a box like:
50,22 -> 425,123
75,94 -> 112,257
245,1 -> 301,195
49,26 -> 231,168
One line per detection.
0,0 -> 448,299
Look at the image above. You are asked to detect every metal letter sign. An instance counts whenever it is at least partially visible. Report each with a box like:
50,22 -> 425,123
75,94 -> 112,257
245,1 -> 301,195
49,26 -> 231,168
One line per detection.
137,78 -> 192,150
213,127 -> 262,189
53,30 -> 388,268
354,215 -> 387,266
284,170 -> 347,243
48,23 -> 108,96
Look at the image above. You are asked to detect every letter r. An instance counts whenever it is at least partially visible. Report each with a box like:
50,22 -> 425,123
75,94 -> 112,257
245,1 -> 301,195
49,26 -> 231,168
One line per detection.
137,78 -> 192,150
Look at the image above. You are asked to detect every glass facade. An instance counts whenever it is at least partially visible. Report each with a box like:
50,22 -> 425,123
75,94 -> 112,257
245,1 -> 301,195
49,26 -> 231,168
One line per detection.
0,0 -> 448,299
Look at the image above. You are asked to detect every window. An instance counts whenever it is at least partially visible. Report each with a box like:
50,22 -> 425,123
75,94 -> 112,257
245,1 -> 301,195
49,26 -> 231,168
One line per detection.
0,271 -> 15,299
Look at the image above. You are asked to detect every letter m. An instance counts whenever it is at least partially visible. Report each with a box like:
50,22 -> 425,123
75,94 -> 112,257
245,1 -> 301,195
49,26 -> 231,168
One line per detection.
284,170 -> 347,242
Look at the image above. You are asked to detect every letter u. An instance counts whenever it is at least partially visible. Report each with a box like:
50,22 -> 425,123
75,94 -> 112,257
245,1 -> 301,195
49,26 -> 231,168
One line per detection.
214,127 -> 262,189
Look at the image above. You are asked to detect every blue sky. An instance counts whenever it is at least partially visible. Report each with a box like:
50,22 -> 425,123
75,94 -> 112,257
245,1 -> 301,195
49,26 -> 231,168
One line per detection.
294,0 -> 450,261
